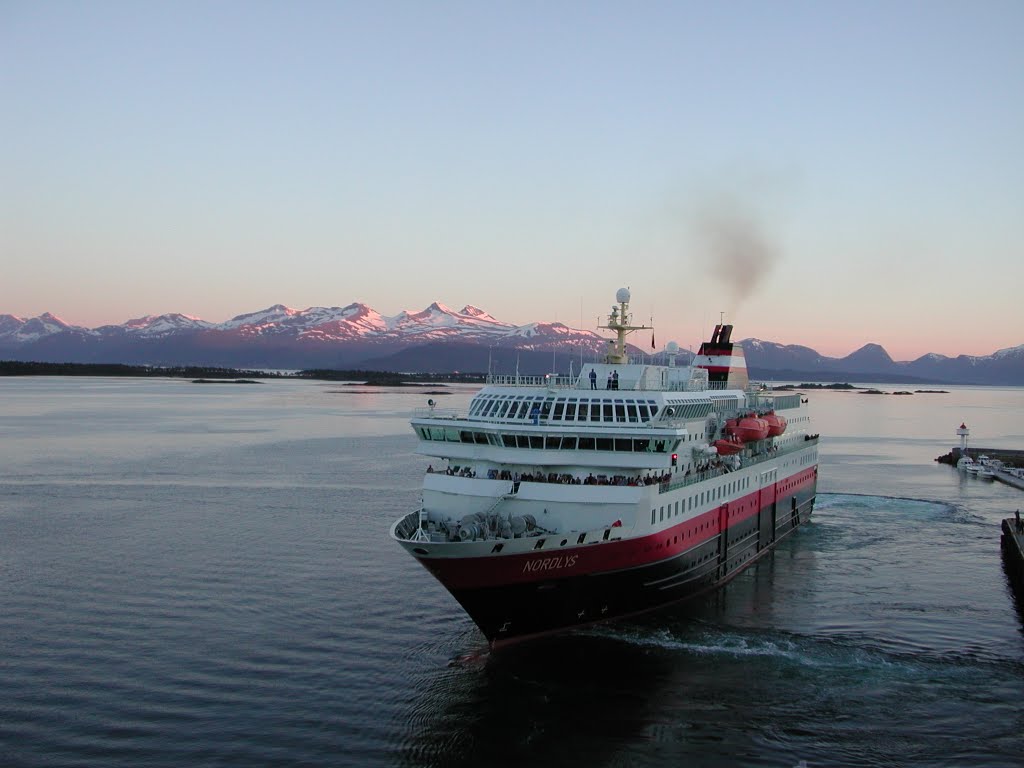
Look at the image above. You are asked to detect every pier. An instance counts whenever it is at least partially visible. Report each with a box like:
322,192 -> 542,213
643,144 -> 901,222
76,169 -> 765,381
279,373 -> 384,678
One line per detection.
1002,515 -> 1024,585
935,447 -> 1024,491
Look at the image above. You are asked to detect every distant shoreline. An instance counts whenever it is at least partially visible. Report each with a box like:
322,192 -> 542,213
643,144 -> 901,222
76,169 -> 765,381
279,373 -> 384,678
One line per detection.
0,361 -> 485,385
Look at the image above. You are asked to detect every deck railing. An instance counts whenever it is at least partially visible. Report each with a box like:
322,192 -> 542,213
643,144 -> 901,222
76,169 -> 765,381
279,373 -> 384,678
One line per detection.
658,435 -> 819,494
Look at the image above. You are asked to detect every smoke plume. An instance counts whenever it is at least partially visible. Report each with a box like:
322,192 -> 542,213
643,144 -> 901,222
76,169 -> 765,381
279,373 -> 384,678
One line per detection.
692,197 -> 780,305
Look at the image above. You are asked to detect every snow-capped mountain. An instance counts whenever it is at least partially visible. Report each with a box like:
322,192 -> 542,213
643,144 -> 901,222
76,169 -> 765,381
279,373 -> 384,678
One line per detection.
0,301 -> 624,371
0,303 -> 1020,382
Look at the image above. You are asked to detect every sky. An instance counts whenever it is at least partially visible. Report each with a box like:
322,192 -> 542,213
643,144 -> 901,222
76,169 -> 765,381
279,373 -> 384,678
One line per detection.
2,0 -> 1022,360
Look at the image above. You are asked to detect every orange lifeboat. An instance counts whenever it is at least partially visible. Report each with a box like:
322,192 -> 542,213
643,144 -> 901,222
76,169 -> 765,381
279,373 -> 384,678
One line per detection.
762,411 -> 787,437
713,437 -> 744,455
726,416 -> 770,442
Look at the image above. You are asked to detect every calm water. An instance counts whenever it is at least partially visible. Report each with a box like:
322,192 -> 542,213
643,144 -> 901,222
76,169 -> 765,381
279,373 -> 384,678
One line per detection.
1,378 -> 1023,767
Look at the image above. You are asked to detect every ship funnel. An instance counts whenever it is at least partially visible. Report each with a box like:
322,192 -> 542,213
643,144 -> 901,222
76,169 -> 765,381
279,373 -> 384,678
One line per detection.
695,321 -> 748,389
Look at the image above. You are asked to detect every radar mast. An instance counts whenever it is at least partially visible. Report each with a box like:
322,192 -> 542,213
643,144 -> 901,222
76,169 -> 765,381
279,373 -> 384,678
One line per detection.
600,287 -> 652,364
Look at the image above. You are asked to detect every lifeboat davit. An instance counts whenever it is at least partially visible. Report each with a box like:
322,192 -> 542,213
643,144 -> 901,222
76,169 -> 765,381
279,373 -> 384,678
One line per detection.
726,416 -> 770,442
762,411 -> 787,437
713,438 -> 744,455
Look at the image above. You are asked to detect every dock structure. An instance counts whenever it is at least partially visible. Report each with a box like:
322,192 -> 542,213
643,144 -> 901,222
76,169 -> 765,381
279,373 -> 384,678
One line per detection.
1002,515 -> 1024,585
935,446 -> 1024,492
996,470 -> 1024,491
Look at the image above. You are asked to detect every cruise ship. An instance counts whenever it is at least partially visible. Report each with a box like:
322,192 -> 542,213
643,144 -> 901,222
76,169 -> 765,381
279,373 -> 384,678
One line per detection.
391,289 -> 819,646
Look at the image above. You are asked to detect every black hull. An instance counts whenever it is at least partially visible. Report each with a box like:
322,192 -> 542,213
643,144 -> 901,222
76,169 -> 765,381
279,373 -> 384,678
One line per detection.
450,487 -> 816,645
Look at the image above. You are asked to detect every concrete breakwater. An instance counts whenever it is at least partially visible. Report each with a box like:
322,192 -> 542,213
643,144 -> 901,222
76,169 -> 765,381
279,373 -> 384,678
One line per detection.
935,447 -> 1024,467
936,448 -> 1024,491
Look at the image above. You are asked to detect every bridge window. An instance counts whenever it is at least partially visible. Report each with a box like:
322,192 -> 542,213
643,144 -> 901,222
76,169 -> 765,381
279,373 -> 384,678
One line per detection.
627,401 -> 639,422
595,437 -> 613,451
578,437 -> 595,450
553,400 -> 565,420
540,398 -> 554,419
565,401 -> 577,420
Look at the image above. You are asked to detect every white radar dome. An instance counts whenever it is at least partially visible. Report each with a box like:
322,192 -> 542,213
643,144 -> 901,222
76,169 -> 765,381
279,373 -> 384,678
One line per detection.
615,287 -> 631,304
666,341 -> 679,353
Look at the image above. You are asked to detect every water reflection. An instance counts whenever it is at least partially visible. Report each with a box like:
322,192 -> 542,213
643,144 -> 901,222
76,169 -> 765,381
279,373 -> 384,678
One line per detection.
399,632 -> 679,768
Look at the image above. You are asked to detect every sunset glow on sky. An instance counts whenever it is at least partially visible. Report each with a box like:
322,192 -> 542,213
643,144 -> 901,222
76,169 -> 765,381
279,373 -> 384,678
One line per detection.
2,1 -> 1022,361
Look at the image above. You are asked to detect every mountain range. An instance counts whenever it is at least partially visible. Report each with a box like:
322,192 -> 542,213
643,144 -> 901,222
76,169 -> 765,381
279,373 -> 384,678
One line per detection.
1,303 -> 1021,385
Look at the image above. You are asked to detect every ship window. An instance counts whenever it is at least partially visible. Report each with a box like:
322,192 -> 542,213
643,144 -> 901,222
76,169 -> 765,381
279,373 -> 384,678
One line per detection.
516,435 -> 530,448
615,438 -> 632,452
553,401 -> 565,419
565,401 -> 577,420
577,402 -> 589,421
660,506 -> 664,521
603,403 -> 613,421
638,404 -> 650,421
627,402 -> 639,422
540,398 -> 554,419
590,403 -> 601,422
561,436 -> 577,450
545,435 -> 561,449
488,433 -> 502,446
634,438 -> 650,452
529,436 -> 543,449
614,402 -> 626,422
444,428 -> 459,442
651,510 -> 656,525
475,432 -> 488,445
502,434 -> 516,448
595,437 -> 613,451
578,437 -> 596,450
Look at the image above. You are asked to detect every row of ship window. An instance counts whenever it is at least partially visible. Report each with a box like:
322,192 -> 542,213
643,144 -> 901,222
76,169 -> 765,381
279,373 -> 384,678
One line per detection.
469,395 -> 663,423
416,425 -> 682,453
652,476 -> 753,524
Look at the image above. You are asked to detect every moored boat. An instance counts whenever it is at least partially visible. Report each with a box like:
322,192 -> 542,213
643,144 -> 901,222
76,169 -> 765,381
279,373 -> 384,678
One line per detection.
391,289 -> 819,646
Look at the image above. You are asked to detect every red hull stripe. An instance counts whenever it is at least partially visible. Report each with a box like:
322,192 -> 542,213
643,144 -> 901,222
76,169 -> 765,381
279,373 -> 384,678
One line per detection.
418,466 -> 817,590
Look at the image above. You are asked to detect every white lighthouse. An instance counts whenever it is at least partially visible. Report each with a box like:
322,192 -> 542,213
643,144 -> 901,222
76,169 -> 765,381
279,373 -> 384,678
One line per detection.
955,423 -> 973,470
